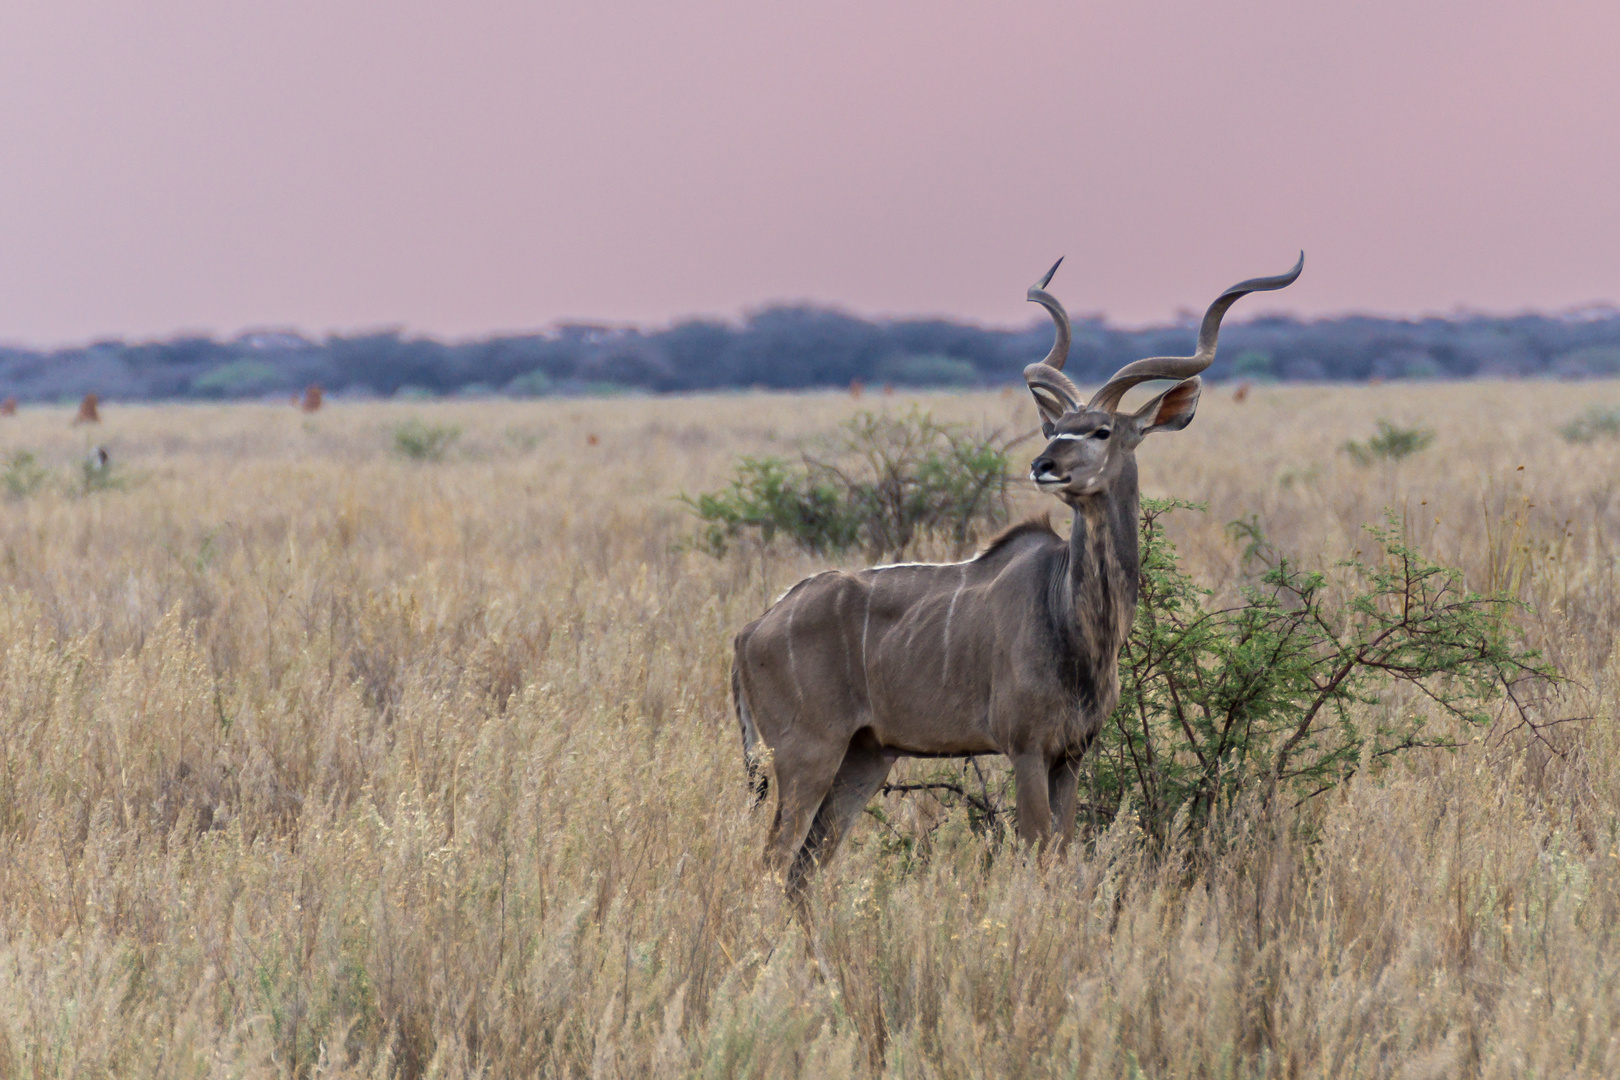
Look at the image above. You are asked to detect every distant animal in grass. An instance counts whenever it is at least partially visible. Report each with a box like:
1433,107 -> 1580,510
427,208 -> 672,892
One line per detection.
0,397 -> 16,417
731,252 -> 1304,896
1233,381 -> 1251,403
300,385 -> 323,412
74,393 -> 100,424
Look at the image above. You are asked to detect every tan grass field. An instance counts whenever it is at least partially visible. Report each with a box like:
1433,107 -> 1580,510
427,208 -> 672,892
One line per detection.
1,383 -> 1619,1077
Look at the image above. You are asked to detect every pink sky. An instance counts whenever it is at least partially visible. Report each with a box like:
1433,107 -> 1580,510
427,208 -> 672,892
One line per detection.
2,1 -> 1618,345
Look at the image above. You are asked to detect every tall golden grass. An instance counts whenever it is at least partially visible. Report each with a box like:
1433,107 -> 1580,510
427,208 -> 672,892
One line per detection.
0,383 -> 1617,1077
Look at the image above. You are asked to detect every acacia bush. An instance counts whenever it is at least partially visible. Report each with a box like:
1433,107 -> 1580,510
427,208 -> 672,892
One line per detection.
1344,418 -> 1435,464
1558,405 -> 1620,443
392,417 -> 461,460
684,455 -> 861,556
684,408 -> 1017,559
79,451 -> 127,495
2,451 -> 48,499
1086,500 -> 1555,846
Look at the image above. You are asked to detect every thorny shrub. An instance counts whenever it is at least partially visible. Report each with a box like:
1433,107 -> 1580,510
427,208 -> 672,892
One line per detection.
3,449 -> 130,499
392,418 -> 462,461
79,451 -> 126,495
3,451 -> 48,499
1087,499 -> 1556,847
683,408 -> 1017,559
1558,405 -> 1620,443
1343,418 -> 1435,464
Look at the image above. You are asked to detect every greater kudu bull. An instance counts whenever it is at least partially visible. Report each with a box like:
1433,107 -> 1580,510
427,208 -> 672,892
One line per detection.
732,254 -> 1304,891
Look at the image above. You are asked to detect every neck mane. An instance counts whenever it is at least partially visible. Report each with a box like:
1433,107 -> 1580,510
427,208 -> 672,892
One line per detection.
1060,464 -> 1140,711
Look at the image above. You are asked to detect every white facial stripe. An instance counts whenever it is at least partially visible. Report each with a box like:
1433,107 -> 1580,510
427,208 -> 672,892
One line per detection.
1047,433 -> 1088,442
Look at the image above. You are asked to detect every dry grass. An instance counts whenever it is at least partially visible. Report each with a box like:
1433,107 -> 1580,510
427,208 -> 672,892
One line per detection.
1,383 -> 1619,1077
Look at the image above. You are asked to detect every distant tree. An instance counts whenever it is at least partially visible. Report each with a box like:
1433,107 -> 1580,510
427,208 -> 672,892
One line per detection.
1552,345 -> 1620,378
192,360 -> 285,397
874,353 -> 979,387
504,370 -> 552,397
326,331 -> 453,395
657,319 -> 735,390
720,306 -> 885,388
1229,350 -> 1274,381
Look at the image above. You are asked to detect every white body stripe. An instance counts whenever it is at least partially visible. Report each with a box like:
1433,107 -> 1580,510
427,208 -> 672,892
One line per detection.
865,557 -> 975,572
861,582 -> 873,704
941,564 -> 967,683
784,592 -> 803,703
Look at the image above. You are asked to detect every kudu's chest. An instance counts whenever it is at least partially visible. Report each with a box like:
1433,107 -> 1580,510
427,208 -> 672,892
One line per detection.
1048,515 -> 1138,722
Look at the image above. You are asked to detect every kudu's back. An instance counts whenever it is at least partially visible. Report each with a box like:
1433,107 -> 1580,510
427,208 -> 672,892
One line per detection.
733,518 -> 1096,775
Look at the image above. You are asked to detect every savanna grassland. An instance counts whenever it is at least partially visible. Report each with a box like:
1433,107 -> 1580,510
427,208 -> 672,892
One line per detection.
1,383 -> 1618,1078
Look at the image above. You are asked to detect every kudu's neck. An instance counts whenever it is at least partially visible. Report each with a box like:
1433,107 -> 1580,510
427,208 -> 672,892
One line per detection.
1061,460 -> 1141,668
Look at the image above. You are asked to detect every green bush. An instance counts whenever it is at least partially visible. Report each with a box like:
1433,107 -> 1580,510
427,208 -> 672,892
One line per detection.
684,409 -> 1014,559
1558,406 -> 1620,443
505,370 -> 552,398
1553,345 -> 1620,377
1395,354 -> 1444,379
1085,501 -> 1551,846
684,456 -> 861,556
3,451 -> 49,499
79,452 -> 126,495
874,354 -> 980,388
1344,419 -> 1434,464
191,360 -> 282,397
1230,350 -> 1274,380
392,419 -> 461,461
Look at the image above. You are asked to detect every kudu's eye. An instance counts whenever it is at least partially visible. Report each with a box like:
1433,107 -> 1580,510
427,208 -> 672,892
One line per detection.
1093,427 -> 1111,440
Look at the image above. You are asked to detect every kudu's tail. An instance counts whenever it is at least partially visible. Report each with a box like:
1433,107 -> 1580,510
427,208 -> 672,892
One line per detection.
732,661 -> 769,806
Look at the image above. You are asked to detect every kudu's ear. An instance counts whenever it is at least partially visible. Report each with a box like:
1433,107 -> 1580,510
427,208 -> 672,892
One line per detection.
1133,376 -> 1202,435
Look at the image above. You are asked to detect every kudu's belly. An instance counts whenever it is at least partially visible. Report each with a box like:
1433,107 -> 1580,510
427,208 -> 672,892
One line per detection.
861,595 -> 1004,757
740,564 -> 1091,760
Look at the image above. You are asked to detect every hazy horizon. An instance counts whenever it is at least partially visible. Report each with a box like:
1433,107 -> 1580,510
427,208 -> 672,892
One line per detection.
15,296 -> 1620,355
3,1 -> 1617,348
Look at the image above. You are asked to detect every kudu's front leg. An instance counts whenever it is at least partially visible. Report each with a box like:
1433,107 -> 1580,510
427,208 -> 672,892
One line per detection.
1012,753 -> 1053,845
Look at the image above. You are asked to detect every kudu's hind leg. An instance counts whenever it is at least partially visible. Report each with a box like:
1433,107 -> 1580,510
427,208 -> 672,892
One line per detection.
786,735 -> 895,897
763,744 -> 844,877
1047,752 -> 1086,850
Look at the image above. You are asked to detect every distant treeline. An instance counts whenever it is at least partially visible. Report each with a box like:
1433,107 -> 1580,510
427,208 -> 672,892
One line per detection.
5,305 -> 1620,402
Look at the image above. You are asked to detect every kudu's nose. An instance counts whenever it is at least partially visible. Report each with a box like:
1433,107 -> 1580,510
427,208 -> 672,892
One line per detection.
1030,455 -> 1055,476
